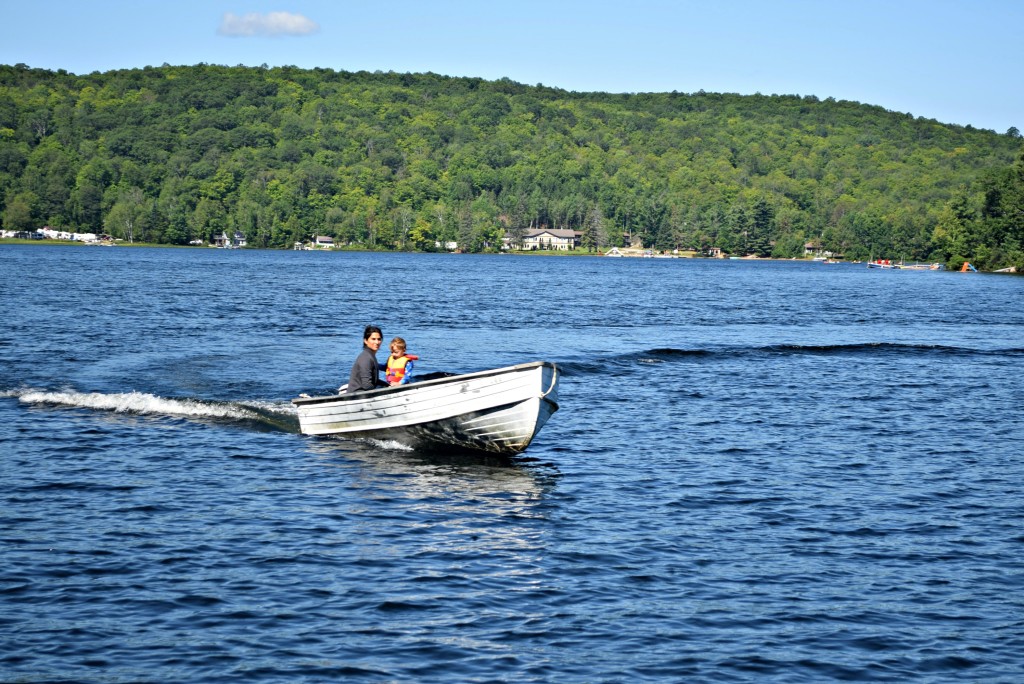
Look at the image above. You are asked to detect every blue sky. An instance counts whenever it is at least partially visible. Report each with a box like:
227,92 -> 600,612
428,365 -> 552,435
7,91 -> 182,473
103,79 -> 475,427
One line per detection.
1,0 -> 1020,133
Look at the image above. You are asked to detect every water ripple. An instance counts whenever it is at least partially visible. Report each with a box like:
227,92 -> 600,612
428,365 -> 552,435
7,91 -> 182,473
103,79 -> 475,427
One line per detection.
2,247 -> 1022,682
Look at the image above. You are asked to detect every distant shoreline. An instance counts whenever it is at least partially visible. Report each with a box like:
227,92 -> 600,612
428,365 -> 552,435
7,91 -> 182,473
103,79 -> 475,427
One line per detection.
0,239 -> 836,262
0,238 -> 192,249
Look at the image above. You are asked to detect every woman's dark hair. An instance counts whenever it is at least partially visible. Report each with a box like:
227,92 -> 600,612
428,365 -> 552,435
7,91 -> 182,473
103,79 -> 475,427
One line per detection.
363,325 -> 382,342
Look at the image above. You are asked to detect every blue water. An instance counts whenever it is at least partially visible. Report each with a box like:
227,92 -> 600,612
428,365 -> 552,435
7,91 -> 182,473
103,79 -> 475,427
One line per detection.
2,245 -> 1023,682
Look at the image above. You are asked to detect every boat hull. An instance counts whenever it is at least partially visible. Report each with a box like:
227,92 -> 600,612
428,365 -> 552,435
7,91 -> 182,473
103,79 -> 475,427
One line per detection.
896,262 -> 943,270
292,361 -> 559,455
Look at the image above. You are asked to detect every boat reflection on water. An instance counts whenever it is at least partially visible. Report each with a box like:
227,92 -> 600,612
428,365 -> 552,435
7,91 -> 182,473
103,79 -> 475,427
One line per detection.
301,433 -> 562,507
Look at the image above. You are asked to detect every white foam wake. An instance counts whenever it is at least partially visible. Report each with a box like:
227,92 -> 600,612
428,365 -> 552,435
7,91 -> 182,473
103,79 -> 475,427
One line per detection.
363,437 -> 415,452
9,388 -> 295,422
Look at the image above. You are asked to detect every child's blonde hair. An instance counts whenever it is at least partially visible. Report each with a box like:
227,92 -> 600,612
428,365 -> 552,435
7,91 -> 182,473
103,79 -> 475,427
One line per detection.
389,337 -> 406,352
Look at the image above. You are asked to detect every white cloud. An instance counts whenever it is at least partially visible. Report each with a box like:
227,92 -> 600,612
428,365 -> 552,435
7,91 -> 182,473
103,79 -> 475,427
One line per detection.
218,12 -> 320,37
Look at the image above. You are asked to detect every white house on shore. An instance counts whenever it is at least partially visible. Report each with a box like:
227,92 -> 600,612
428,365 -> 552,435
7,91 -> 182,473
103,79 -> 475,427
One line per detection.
509,228 -> 582,251
214,231 -> 246,248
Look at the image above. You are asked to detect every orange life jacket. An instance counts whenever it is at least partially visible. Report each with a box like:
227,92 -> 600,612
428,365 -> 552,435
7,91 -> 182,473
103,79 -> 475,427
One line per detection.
385,354 -> 418,384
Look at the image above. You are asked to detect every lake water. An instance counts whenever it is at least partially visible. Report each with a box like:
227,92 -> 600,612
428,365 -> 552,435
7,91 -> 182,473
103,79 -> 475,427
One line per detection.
2,245 -> 1022,682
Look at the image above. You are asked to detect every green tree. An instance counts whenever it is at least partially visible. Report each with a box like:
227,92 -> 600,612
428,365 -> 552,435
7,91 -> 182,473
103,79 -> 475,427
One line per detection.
71,159 -> 113,231
581,205 -> 607,252
189,197 -> 225,242
2,190 -> 37,231
0,63 -> 1020,259
105,186 -> 146,242
747,197 -> 775,257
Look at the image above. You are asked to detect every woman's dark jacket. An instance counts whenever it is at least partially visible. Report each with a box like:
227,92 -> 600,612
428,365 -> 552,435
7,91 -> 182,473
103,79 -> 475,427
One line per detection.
347,346 -> 384,392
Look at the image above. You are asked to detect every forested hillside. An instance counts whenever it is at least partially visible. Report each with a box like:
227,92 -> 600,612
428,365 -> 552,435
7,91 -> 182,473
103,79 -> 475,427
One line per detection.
1,63 -> 1021,267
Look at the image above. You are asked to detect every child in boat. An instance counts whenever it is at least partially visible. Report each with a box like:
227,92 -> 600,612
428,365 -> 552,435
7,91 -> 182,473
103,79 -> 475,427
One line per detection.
385,337 -> 419,386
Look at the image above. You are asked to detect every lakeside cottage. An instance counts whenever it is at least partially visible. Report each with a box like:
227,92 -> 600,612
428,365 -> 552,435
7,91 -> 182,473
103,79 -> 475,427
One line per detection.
292,235 -> 334,250
214,231 -> 247,248
510,228 -> 582,251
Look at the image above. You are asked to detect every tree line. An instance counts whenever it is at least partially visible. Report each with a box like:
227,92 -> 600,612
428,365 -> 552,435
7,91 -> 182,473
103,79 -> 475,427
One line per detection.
1,62 -> 1021,269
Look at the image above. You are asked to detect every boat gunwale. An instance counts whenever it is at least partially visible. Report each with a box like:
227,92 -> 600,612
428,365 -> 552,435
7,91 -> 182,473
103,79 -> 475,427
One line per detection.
292,360 -> 556,407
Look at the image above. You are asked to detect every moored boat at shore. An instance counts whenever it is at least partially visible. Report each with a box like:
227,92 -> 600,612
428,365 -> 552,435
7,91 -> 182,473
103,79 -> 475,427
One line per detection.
868,259 -> 944,270
896,262 -> 944,270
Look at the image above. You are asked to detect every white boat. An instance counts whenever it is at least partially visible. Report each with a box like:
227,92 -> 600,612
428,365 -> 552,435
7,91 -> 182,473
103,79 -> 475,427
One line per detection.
896,262 -> 944,271
292,361 -> 559,455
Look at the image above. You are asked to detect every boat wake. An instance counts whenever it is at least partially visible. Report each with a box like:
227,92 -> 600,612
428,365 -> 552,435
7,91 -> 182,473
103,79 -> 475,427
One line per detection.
557,342 -> 1024,375
644,342 -> 1024,360
3,387 -> 300,433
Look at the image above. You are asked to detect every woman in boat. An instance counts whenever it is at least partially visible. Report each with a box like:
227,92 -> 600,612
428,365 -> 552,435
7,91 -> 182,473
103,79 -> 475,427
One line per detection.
346,325 -> 387,393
